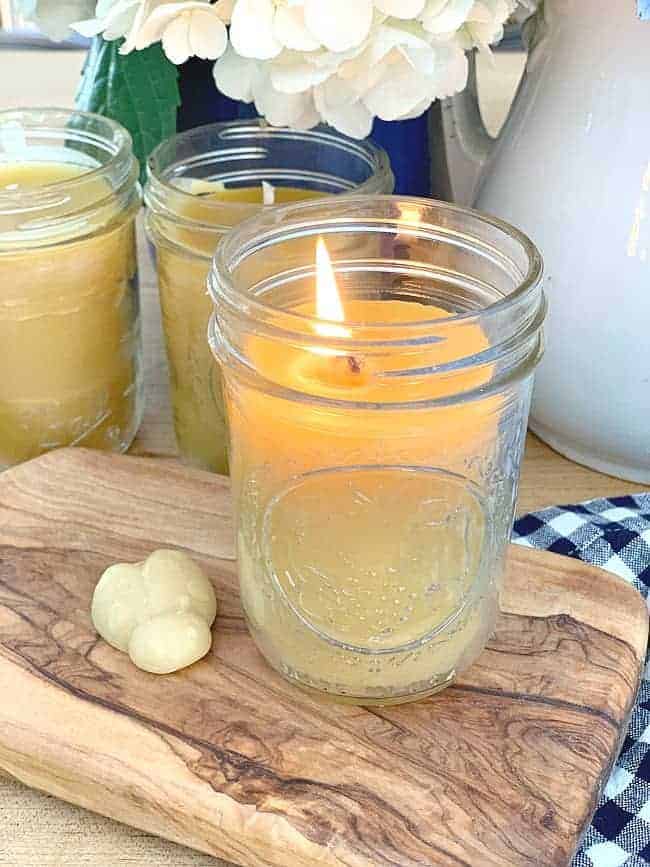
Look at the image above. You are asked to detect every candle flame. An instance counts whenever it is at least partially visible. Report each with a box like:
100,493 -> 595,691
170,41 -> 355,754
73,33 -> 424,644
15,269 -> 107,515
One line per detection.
316,238 -> 344,322
399,204 -> 421,225
315,238 -> 349,341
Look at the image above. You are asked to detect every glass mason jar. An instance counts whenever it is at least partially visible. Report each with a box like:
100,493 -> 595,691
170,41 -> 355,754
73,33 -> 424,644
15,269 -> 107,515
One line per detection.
145,121 -> 393,475
0,108 -> 142,469
209,195 -> 545,705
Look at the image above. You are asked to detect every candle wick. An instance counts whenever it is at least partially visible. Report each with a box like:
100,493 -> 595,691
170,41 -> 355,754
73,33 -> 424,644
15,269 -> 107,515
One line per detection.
347,355 -> 362,374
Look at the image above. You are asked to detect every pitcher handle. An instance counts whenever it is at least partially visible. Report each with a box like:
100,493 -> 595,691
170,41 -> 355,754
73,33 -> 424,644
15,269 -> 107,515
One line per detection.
429,50 -> 494,207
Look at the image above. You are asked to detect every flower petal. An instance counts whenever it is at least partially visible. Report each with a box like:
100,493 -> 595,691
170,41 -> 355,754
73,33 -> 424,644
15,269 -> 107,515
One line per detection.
363,52 -> 431,120
269,52 -> 331,94
253,73 -> 319,128
323,100 -> 373,138
74,0 -> 142,40
274,5 -> 321,51
213,44 -> 260,102
421,0 -> 474,34
161,14 -> 192,64
134,2 -> 186,48
374,0 -> 426,18
397,96 -> 432,120
230,0 -> 282,59
314,79 -> 373,138
120,0 -> 158,54
215,0 -> 235,21
189,10 -> 228,59
303,0 -> 374,51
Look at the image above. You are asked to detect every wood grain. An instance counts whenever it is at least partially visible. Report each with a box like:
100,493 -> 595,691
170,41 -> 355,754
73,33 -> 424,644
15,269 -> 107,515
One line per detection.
0,449 -> 646,867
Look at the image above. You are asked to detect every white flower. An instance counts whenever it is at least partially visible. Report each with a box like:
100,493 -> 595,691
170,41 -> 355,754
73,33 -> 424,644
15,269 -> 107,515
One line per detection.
21,0 -> 520,143
374,0 -> 426,18
74,0 -> 145,41
230,0 -> 283,59
118,0 -> 160,52
133,0 -> 231,63
273,4 -> 319,52
213,47 -> 319,128
213,44 -> 260,101
303,0 -> 375,52
421,0 -> 474,35
254,74 -> 320,128
314,76 -> 373,138
464,0 -> 515,47
213,0 -> 516,138
229,0 -> 377,59
17,0 -> 95,40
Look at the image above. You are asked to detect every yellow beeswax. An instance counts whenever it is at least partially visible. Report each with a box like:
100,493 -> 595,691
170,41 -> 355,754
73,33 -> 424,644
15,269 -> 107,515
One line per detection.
154,181 -> 326,474
0,161 -> 140,467
227,297 -> 499,700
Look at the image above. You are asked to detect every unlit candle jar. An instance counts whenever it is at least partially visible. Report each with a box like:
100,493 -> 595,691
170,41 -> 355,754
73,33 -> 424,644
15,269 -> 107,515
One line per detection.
209,196 -> 546,705
145,121 -> 393,474
0,109 -> 142,468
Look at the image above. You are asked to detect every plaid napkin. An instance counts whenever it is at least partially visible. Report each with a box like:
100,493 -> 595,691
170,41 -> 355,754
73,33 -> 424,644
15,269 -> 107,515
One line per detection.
513,495 -> 650,867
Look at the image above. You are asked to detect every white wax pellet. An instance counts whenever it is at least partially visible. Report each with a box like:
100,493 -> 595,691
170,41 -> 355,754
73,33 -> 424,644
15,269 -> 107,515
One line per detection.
128,611 -> 212,675
91,549 -> 217,673
91,563 -> 147,651
141,549 -> 217,626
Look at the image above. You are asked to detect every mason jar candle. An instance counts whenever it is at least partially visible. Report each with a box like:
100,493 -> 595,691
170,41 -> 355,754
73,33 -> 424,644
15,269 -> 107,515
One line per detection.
0,108 -> 142,469
145,121 -> 393,474
208,196 -> 545,705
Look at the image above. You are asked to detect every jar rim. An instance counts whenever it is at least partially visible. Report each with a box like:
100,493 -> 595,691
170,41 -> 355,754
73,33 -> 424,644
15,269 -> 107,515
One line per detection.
0,107 -> 135,206
145,119 -> 393,228
209,193 -> 544,333
0,107 -> 139,248
208,194 -> 546,410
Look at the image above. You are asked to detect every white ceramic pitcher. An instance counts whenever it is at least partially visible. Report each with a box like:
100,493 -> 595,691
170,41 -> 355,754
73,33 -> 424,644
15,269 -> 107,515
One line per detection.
441,0 -> 650,482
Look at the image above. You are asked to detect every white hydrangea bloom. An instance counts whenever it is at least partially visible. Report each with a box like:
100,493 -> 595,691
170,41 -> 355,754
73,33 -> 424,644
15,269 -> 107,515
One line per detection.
374,0 -> 426,18
132,0 -> 231,64
230,0 -> 282,59
421,0 -> 475,35
214,0 -> 516,137
75,0 -> 233,64
213,44 -> 260,101
303,0 -> 375,52
74,0 -> 147,42
16,0 -> 95,40
19,0 -> 521,141
214,0 -> 509,138
464,0 -> 515,48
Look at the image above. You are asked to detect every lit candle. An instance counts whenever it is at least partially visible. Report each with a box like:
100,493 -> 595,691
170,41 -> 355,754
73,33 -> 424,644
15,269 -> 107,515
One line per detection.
0,110 -> 142,469
209,195 -> 545,705
145,121 -> 393,475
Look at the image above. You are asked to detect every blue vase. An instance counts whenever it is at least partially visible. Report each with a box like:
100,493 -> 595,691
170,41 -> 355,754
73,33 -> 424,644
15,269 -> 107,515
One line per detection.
176,58 -> 433,197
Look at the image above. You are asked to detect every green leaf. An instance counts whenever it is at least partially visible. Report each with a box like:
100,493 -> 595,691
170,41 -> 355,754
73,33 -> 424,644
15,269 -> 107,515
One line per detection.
76,37 -> 180,184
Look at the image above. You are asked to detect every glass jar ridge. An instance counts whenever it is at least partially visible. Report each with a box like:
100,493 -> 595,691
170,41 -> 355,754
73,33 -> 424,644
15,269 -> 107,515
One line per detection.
209,195 -> 545,705
209,195 -> 545,406
145,120 -> 394,475
0,107 -> 143,468
0,108 -> 140,247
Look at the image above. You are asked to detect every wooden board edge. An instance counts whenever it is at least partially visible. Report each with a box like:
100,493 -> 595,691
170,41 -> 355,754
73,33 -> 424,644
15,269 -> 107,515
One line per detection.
505,546 -> 649,664
0,647 -> 344,867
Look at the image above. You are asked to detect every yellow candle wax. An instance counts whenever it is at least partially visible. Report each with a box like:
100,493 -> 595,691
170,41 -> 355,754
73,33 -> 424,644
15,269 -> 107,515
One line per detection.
211,193 -> 544,704
0,160 -> 141,467
152,180 -> 327,474
225,253 -> 500,701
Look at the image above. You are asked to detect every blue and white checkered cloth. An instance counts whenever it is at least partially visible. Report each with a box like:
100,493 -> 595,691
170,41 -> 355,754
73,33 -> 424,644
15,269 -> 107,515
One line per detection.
513,494 -> 650,867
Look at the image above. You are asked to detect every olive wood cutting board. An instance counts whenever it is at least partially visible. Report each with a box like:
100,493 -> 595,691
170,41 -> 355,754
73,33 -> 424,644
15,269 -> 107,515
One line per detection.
0,448 -> 647,867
